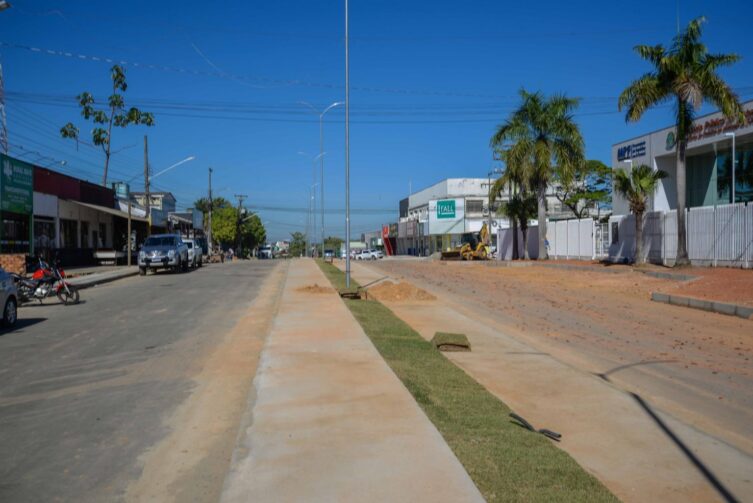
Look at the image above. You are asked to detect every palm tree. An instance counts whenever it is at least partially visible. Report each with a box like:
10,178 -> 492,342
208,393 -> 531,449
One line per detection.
614,164 -> 667,264
495,190 -> 537,260
618,17 -> 745,266
491,89 -> 584,259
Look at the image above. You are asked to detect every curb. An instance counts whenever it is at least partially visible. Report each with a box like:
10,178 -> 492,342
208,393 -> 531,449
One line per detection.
68,269 -> 139,289
650,292 -> 753,320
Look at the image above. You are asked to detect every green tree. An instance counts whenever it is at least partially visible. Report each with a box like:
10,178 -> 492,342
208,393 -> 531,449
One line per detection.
614,164 -> 668,265
193,197 -> 232,231
618,17 -> 745,266
554,160 -> 612,219
61,65 -> 155,187
240,214 -> 266,252
323,236 -> 344,254
491,89 -> 584,259
289,232 -> 307,257
211,206 -> 238,247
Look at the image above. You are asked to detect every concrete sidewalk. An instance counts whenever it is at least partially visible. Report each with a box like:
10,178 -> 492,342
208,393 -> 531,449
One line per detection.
67,266 -> 138,289
343,260 -> 753,502
221,258 -> 483,503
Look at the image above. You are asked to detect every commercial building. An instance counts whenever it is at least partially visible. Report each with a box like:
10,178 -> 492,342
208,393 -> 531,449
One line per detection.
396,177 -> 566,255
612,100 -> 753,214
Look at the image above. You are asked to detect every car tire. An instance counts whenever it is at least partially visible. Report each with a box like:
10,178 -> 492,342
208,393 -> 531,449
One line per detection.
139,267 -> 147,276
2,297 -> 17,328
182,258 -> 189,272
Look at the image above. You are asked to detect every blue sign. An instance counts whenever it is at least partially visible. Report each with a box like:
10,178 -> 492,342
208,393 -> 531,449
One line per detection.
617,141 -> 646,161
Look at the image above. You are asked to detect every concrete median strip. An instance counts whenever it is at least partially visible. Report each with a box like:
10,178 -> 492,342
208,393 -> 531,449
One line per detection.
651,291 -> 753,319
221,259 -> 483,502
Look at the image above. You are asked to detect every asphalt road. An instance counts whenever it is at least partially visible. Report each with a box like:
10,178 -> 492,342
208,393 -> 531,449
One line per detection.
0,260 -> 277,502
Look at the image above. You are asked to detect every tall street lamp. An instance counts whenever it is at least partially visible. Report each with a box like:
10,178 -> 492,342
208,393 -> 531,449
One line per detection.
299,101 -> 344,258
344,0 -> 351,287
298,151 -> 326,256
724,132 -> 736,204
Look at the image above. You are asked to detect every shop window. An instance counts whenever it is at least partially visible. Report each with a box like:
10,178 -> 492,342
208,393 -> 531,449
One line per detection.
61,219 -> 77,248
1,212 -> 30,253
34,217 -> 56,256
466,200 -> 484,213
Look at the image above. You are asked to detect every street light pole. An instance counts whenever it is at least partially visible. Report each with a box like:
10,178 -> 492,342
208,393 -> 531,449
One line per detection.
725,132 -> 736,204
345,0 -> 351,287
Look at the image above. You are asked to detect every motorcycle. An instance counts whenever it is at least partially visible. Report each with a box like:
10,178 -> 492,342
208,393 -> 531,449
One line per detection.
11,259 -> 80,305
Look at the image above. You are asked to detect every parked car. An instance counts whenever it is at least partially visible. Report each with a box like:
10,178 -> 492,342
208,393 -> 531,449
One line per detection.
323,249 -> 335,259
138,234 -> 189,275
0,267 -> 18,328
369,249 -> 384,259
183,238 -> 202,268
258,245 -> 273,259
355,249 -> 375,260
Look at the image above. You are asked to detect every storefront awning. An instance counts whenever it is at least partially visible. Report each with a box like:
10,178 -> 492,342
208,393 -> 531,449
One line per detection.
67,200 -> 149,223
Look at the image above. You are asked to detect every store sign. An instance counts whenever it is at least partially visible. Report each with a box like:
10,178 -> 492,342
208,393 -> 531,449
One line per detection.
428,198 -> 465,235
616,141 -> 646,161
0,154 -> 34,215
436,199 -> 456,219
665,107 -> 753,149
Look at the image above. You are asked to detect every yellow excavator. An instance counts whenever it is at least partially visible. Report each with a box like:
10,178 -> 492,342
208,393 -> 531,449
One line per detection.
441,222 -> 490,261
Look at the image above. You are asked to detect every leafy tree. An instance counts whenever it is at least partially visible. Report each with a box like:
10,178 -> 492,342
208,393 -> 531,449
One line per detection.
289,232 -> 307,257
61,65 -> 154,187
618,17 -> 745,266
491,89 -> 584,259
614,164 -> 668,265
211,206 -> 238,247
323,236 -> 344,253
240,214 -> 266,252
554,160 -> 612,219
193,196 -> 232,213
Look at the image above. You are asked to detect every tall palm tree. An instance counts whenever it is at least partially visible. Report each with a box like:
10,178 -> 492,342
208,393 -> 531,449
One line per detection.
618,17 -> 745,266
491,89 -> 584,259
614,164 -> 668,264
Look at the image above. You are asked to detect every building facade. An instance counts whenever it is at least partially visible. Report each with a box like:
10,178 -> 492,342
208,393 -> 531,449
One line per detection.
612,100 -> 753,215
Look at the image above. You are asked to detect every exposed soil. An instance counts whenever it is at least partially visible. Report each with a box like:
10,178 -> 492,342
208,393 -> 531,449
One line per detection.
366,280 -> 436,302
296,283 -> 334,294
369,259 -> 753,455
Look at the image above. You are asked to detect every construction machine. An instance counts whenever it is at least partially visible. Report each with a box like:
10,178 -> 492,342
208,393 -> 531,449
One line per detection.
440,222 -> 491,261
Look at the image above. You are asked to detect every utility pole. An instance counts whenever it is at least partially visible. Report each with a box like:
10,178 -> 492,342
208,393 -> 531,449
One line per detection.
0,60 -> 8,154
234,194 -> 247,257
127,200 -> 132,266
0,2 -> 9,154
207,167 -> 213,251
143,135 -> 151,236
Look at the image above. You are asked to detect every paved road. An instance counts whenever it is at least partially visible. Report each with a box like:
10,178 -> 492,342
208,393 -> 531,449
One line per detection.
0,261 -> 278,502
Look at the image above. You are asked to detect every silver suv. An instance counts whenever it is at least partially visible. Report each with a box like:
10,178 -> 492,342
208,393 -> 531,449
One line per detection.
138,234 -> 189,275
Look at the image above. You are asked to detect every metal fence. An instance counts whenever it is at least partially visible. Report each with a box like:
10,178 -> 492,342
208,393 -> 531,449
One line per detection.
607,202 -> 752,268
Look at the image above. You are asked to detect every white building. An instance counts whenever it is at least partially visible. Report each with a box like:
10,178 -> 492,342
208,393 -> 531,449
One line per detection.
612,100 -> 753,215
397,177 -> 566,255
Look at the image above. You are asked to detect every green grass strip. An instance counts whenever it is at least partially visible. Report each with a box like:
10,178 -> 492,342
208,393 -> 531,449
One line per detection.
318,260 -> 617,502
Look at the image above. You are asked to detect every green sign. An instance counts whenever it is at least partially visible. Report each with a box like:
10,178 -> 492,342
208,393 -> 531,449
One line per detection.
665,131 -> 676,151
0,154 -> 34,215
436,199 -> 456,219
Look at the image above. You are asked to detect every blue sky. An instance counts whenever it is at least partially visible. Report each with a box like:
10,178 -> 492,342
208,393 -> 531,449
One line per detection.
2,0 -> 752,241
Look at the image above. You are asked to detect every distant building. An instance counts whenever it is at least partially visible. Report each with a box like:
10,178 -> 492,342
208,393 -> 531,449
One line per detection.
397,177 -> 565,256
130,191 -> 177,229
